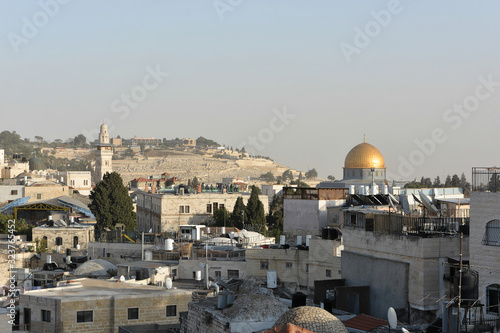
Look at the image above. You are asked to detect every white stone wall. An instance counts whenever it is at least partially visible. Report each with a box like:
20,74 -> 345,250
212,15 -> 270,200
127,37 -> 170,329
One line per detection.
178,259 -> 246,280
62,171 -> 92,195
246,238 -> 342,288
470,192 -> 500,318
342,228 -> 467,311
284,199 -> 344,236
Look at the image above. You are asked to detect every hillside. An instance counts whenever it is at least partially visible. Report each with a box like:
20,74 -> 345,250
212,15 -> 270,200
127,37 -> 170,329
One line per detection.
112,150 -> 322,188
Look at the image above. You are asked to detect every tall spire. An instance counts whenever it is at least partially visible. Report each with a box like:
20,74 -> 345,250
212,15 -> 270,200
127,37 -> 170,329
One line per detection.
364,134 -> 366,143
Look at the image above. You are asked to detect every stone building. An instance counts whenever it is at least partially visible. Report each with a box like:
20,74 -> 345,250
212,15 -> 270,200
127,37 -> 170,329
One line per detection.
60,171 -> 92,195
470,191 -> 500,323
24,182 -> 71,202
246,237 -> 342,289
136,191 -> 269,233
93,122 -> 113,184
341,208 -> 469,321
283,187 -> 346,236
18,278 -> 191,333
32,222 -> 94,251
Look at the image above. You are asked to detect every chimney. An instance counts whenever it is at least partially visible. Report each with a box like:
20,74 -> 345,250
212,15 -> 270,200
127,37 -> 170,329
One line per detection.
152,186 -> 156,194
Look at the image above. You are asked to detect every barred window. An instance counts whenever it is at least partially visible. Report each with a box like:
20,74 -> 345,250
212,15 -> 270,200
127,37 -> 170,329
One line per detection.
482,220 -> 500,246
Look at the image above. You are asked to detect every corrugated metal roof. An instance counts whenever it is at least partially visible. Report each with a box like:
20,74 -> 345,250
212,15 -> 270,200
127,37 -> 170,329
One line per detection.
343,314 -> 388,332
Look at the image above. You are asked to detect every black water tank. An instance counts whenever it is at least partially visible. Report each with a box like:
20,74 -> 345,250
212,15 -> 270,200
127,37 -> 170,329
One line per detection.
322,298 -> 333,313
322,228 -> 329,239
292,292 -> 307,308
329,228 -> 339,240
66,248 -> 71,256
453,269 -> 478,305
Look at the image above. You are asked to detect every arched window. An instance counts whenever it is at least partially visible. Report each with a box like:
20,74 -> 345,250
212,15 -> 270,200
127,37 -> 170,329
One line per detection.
487,284 -> 500,314
482,220 -> 500,246
42,236 -> 48,249
73,236 -> 79,248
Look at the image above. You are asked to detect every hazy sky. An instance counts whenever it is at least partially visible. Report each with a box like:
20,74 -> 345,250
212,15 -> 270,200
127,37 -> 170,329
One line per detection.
1,1 -> 500,181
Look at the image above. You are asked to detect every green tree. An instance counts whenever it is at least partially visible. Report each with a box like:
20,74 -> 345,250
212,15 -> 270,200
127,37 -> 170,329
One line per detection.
460,173 -> 470,190
73,134 -> 87,147
267,194 -> 284,242
231,197 -> 247,229
488,174 -> 500,192
213,207 -> 231,227
327,175 -> 335,181
305,168 -> 318,179
246,186 -> 266,226
192,177 -> 199,189
261,171 -> 276,183
451,174 -> 461,187
282,169 -> 294,182
444,175 -> 452,187
433,176 -> 442,187
89,172 -> 137,230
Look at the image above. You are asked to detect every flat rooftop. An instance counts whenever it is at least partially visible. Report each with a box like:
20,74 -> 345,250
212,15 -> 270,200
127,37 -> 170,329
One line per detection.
22,278 -> 188,300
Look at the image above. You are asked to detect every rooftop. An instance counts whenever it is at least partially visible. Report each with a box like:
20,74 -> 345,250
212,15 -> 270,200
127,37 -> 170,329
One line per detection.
22,278 -> 188,300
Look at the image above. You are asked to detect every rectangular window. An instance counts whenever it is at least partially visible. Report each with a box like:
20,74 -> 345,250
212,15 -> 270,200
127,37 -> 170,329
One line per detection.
172,269 -> 177,277
286,262 -> 293,268
220,204 -> 225,210
37,193 -> 42,200
77,310 -> 93,323
41,310 -> 51,322
179,206 -> 184,213
185,205 -> 190,213
228,270 -> 239,278
213,202 -> 219,211
326,269 -> 332,277
215,271 -> 221,278
207,204 -> 212,214
179,206 -> 190,214
71,180 -> 75,186
305,264 -> 309,272
260,260 -> 268,270
84,180 -> 89,186
11,190 -> 17,195
166,305 -> 177,317
128,307 -> 139,320
487,285 -> 500,314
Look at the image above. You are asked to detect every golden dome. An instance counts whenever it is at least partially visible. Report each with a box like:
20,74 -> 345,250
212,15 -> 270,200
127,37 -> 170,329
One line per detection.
345,142 -> 385,169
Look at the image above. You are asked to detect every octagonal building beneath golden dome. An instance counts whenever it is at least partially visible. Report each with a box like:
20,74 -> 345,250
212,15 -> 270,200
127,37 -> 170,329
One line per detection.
343,140 -> 386,181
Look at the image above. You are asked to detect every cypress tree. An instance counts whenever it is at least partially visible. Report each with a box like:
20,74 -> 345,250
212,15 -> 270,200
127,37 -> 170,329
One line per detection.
89,172 -> 137,230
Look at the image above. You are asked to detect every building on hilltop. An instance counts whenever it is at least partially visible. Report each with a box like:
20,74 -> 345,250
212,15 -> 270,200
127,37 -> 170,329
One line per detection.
93,122 -> 113,184
131,136 -> 162,146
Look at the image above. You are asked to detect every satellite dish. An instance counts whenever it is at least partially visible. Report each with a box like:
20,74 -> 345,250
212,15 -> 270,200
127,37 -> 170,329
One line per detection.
402,195 -> 410,215
419,191 -> 440,215
388,307 -> 397,329
119,275 -> 125,282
